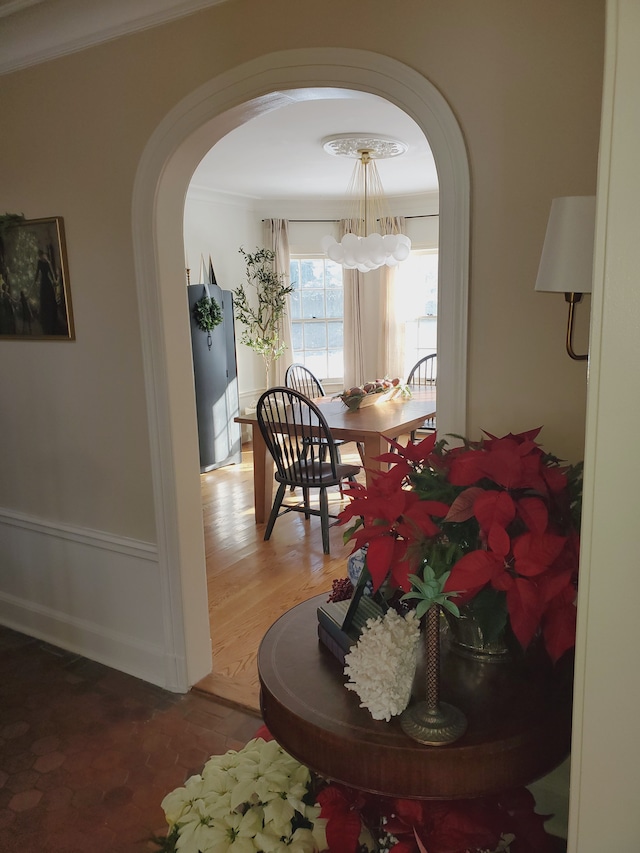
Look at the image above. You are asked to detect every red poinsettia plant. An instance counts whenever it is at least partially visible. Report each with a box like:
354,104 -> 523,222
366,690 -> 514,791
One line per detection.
339,428 -> 582,662
317,780 -> 559,853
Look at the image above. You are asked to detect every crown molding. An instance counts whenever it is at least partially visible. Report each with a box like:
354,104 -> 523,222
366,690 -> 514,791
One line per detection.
186,183 -> 440,220
0,0 -> 229,75
0,0 -> 46,19
186,184 -> 260,207
252,191 -> 440,222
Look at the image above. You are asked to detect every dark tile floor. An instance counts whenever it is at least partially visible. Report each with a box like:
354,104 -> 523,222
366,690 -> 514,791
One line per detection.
0,626 -> 261,853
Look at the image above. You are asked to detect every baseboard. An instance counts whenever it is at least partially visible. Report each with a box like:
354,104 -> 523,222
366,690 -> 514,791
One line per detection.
0,592 -> 171,686
0,507 -> 181,691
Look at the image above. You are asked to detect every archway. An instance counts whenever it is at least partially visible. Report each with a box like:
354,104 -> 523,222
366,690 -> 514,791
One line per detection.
132,48 -> 470,692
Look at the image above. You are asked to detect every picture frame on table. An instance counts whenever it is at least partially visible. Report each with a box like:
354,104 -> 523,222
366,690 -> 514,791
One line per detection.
317,552 -> 385,663
0,216 -> 75,340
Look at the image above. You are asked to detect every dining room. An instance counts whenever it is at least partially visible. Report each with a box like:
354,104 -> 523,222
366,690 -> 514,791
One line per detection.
193,359 -> 441,699
182,89 -> 458,443
194,283 -> 438,709
182,92 -> 449,712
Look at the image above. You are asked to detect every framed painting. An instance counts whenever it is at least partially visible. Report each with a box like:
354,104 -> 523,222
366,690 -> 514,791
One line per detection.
0,216 -> 75,340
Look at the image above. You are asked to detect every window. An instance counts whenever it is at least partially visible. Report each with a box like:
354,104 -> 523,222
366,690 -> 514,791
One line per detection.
290,257 -> 343,380
395,250 -> 438,376
288,250 -> 437,383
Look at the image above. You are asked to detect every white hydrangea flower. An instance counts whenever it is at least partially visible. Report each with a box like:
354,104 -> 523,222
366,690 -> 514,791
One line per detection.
343,608 -> 420,721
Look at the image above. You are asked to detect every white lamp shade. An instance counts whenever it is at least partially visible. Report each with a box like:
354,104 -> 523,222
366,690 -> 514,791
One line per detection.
535,196 -> 596,294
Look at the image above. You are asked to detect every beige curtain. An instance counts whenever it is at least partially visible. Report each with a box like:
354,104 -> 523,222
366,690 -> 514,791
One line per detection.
377,216 -> 407,380
341,218 -> 366,387
264,218 -> 293,386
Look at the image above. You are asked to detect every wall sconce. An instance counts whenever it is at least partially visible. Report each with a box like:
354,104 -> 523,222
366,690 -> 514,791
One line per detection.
535,196 -> 596,361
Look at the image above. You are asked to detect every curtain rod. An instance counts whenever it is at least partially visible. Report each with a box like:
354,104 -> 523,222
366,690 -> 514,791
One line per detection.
264,214 -> 438,223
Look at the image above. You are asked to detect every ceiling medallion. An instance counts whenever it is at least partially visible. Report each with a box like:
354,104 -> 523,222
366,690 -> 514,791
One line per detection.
321,134 -> 408,160
321,134 -> 411,273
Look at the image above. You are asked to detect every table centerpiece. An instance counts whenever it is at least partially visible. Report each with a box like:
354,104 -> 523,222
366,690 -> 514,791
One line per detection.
336,377 -> 411,411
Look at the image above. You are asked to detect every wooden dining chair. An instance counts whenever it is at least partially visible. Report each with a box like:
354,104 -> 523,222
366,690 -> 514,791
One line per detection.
284,363 -> 326,399
285,363 -> 364,469
407,353 -> 437,439
256,387 -> 361,554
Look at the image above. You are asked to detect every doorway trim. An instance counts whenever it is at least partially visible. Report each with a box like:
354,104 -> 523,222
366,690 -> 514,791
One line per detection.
132,48 -> 470,691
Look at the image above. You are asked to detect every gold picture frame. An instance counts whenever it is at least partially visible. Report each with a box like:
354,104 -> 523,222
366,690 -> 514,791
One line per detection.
0,216 -> 75,340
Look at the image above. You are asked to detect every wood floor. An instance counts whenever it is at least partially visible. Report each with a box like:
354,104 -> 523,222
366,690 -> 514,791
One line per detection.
193,442 -> 365,714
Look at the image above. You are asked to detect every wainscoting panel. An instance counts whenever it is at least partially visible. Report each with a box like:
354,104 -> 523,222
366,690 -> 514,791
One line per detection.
0,508 -> 174,689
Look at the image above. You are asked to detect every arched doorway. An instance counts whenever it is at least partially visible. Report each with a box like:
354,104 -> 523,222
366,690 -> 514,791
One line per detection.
132,48 -> 470,692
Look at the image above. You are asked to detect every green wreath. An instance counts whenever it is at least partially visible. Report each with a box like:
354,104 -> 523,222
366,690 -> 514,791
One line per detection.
192,294 -> 223,332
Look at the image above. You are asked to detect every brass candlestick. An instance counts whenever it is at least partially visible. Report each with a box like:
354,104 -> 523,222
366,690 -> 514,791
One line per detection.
400,604 -> 467,746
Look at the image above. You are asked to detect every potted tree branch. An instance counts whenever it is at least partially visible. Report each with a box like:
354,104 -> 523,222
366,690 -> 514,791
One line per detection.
233,247 -> 294,387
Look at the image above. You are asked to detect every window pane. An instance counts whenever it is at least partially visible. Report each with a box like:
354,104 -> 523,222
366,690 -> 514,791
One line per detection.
396,251 -> 438,319
325,261 -> 343,288
306,352 -> 327,379
289,260 -> 300,289
399,251 -> 438,375
290,290 -> 302,320
301,290 -> 325,319
327,321 -> 343,347
423,254 -> 439,315
326,288 -> 343,318
304,323 -> 327,349
418,317 -> 437,350
291,322 -> 303,350
300,259 -> 324,288
327,349 -> 343,377
289,256 -> 344,379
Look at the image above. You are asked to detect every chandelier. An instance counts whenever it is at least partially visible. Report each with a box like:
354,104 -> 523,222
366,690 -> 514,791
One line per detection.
321,134 -> 411,273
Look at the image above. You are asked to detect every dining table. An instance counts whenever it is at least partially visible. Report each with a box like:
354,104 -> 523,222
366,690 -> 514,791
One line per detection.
235,386 -> 436,524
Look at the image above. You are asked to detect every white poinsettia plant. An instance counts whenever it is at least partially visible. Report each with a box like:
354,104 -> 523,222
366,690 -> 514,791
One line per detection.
158,737 -> 327,853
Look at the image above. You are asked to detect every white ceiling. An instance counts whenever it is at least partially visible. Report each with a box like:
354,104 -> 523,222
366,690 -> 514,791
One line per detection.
190,93 -> 438,202
0,0 -> 438,203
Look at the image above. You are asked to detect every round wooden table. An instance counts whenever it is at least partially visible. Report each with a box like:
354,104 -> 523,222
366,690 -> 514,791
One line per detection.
258,595 -> 573,800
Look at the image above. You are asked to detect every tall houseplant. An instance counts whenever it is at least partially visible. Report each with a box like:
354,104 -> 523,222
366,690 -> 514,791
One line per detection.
233,247 -> 294,387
